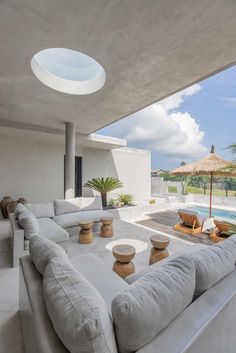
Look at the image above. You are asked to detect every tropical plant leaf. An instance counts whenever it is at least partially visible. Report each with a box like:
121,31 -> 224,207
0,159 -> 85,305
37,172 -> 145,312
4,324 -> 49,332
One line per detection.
84,177 -> 123,192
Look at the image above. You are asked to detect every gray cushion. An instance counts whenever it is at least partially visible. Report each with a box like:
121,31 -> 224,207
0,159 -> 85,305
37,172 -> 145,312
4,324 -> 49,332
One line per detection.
38,218 -> 69,243
191,239 -> 236,296
18,210 -> 39,240
112,256 -> 195,353
81,196 -> 102,211
29,236 -> 67,275
125,243 -> 207,284
14,203 -> 27,219
43,258 -> 118,353
53,210 -> 113,228
54,198 -> 81,216
25,202 -> 55,218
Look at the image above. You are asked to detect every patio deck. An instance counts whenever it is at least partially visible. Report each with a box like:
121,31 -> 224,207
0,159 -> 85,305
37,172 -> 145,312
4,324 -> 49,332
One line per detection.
0,217 -> 200,353
137,210 -> 213,245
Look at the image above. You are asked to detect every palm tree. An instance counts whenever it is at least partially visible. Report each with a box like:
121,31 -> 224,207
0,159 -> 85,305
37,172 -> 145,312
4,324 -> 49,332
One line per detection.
227,144 -> 236,154
84,177 -> 123,208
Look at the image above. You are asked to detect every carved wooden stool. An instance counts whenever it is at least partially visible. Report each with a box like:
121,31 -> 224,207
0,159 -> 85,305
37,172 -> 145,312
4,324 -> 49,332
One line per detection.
112,244 -> 136,278
100,218 -> 113,238
149,234 -> 170,265
79,221 -> 94,244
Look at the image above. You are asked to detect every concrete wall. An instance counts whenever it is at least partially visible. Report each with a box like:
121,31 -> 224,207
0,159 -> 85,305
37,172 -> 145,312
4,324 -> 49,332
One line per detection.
151,177 -> 184,195
0,134 -> 151,203
83,147 -> 151,202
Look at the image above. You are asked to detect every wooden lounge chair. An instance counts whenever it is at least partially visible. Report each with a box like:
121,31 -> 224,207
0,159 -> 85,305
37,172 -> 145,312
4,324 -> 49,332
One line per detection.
174,209 -> 203,235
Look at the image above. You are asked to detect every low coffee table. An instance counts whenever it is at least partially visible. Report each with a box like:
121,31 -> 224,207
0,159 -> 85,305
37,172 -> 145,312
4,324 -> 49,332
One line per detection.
100,218 -> 113,238
149,234 -> 170,265
79,221 -> 94,244
112,244 -> 136,278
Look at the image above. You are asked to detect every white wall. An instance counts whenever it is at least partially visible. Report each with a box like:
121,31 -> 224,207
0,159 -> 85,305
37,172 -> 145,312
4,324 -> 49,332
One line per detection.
0,133 -> 151,204
82,147 -> 151,202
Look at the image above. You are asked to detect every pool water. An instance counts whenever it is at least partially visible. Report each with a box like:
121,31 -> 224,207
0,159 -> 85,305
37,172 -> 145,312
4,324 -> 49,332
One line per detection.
187,205 -> 236,221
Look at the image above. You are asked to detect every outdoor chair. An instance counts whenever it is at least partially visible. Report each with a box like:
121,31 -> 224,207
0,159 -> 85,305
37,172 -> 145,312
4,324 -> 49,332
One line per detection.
174,209 -> 203,235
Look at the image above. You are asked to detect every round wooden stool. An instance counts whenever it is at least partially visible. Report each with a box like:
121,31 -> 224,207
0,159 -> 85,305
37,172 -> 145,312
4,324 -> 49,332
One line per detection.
79,221 -> 94,244
149,234 -> 170,265
112,244 -> 136,278
100,218 -> 113,238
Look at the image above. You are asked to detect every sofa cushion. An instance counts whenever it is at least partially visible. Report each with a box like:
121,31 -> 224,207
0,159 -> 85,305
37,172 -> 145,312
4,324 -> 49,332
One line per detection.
81,196 -> 102,211
125,243 -> 206,284
14,203 -> 27,219
43,258 -> 118,353
18,210 -> 39,240
54,198 -> 81,216
25,202 -> 55,218
191,238 -> 236,297
38,218 -> 69,243
29,236 -> 67,275
112,256 -> 195,353
53,210 -> 113,228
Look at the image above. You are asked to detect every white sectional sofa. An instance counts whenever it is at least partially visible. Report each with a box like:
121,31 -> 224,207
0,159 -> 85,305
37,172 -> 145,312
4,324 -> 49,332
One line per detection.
19,234 -> 236,353
9,196 -> 113,267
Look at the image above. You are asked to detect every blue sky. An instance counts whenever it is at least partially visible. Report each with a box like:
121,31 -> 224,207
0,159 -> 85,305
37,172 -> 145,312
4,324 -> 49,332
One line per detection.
98,65 -> 236,170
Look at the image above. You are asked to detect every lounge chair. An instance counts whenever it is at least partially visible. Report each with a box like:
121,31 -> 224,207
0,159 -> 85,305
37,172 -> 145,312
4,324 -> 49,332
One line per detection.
174,209 -> 203,235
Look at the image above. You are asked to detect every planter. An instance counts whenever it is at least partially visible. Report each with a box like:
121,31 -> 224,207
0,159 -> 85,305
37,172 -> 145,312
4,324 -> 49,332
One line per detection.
0,196 -> 13,218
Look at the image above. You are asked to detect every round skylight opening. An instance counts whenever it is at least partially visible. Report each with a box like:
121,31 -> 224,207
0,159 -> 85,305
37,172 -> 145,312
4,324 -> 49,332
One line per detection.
31,48 -> 106,95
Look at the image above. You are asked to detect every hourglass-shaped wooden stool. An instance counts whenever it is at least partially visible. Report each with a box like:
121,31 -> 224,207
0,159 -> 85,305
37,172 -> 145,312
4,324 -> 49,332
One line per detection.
100,218 -> 113,238
149,234 -> 170,265
112,244 -> 136,278
79,221 -> 94,244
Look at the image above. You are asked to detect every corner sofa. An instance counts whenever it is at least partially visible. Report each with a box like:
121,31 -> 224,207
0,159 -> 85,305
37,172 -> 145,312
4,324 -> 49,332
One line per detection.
9,196 -> 112,267
20,234 -> 236,353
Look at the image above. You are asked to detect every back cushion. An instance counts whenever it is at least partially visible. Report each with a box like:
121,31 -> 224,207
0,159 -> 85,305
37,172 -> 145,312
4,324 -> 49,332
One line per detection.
25,202 -> 55,218
14,203 -> 27,219
29,236 -> 67,275
18,210 -> 39,240
43,258 -> 118,353
81,196 -> 102,211
192,239 -> 236,297
54,198 -> 81,216
112,256 -> 195,353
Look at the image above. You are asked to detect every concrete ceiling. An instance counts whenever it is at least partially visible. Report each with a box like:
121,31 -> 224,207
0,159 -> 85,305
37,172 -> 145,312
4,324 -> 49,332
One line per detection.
0,0 -> 236,135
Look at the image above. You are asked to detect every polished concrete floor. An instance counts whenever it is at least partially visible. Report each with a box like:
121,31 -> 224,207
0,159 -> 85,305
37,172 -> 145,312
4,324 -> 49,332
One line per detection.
0,218 -> 200,353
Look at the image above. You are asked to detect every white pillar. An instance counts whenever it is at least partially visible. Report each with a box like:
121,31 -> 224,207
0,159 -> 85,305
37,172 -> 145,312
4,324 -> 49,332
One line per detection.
65,122 -> 75,199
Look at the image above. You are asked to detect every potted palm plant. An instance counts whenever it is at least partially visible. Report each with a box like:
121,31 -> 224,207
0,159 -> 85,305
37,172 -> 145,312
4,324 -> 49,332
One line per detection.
84,177 -> 123,208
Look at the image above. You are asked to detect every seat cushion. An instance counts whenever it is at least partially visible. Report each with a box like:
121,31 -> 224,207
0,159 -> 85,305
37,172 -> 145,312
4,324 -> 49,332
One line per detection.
43,258 -> 118,353
38,218 -> 69,243
54,198 -> 81,216
29,236 -> 67,275
18,210 -> 39,240
25,202 -> 55,218
53,210 -> 113,228
112,256 -> 195,353
191,238 -> 236,297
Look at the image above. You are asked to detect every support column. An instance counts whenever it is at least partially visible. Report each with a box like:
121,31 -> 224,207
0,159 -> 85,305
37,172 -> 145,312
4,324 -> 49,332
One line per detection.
65,122 -> 75,199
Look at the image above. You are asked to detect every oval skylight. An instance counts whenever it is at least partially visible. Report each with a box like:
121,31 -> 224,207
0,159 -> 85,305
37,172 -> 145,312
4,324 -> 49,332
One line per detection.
31,48 -> 106,95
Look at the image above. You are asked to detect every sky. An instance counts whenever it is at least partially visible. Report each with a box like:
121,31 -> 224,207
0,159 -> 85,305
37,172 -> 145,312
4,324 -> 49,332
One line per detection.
98,65 -> 236,170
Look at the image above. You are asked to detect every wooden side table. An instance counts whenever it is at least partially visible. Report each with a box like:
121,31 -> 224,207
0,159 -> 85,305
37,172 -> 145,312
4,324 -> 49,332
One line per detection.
149,234 -> 170,265
112,244 -> 136,278
79,221 -> 94,244
100,218 -> 113,238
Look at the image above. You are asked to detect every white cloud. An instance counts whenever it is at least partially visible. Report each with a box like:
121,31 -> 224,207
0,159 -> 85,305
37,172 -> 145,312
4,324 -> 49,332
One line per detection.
110,84 -> 207,160
222,96 -> 236,106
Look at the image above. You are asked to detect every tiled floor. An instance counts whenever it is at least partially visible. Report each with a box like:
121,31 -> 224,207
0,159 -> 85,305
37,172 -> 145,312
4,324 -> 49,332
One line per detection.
0,217 -> 201,353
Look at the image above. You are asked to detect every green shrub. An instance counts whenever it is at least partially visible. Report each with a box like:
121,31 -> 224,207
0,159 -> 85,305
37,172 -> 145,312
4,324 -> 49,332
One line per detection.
116,193 -> 135,207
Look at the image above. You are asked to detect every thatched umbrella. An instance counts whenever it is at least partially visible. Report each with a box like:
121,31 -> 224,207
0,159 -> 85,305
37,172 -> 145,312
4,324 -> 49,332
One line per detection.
171,145 -> 236,217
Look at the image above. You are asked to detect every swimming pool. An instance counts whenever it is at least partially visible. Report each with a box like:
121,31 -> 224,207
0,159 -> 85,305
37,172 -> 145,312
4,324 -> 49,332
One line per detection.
186,205 -> 236,221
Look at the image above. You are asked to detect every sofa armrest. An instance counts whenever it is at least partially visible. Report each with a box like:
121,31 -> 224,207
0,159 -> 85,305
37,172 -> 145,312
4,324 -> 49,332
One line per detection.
9,213 -> 25,267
